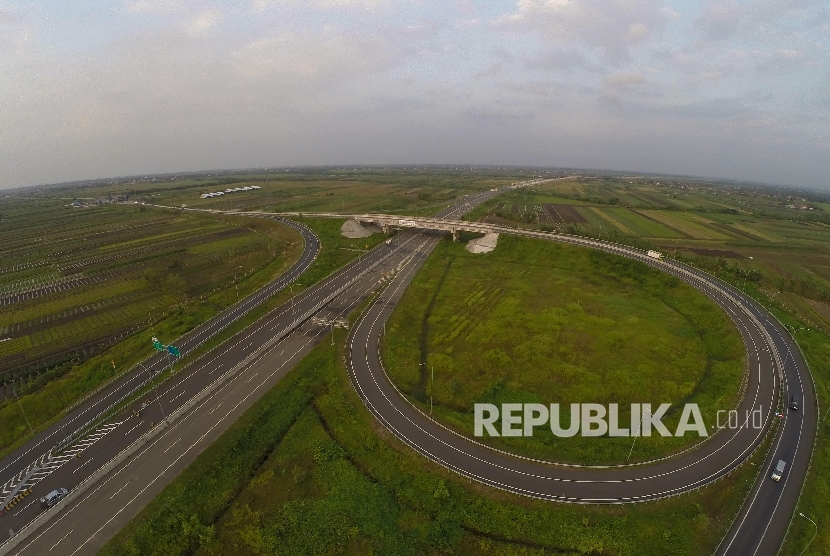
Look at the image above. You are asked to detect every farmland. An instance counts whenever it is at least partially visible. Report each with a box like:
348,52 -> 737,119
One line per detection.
465,177 -> 830,316
0,198 -> 302,401
49,166 -> 528,216
2,168 -> 468,456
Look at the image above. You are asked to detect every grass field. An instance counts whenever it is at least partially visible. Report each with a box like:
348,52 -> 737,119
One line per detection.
382,234 -> 744,464
99,325 -> 766,556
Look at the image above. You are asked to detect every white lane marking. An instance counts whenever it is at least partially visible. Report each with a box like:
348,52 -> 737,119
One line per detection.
13,499 -> 37,516
49,530 -> 72,551
169,390 -> 187,404
72,458 -> 94,474
0,224 -> 323,478
163,438 -> 181,454
69,332 -> 324,556
125,423 -> 142,436
346,230 -> 780,502
108,481 -> 131,500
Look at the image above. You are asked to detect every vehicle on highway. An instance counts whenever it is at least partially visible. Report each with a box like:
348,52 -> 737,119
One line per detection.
770,460 -> 787,482
39,488 -> 68,508
790,395 -> 799,411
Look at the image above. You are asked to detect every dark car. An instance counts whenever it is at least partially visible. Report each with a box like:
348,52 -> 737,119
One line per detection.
790,395 -> 799,411
40,487 -> 68,508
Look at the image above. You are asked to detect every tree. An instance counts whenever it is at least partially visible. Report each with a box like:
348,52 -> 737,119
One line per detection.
162,274 -> 187,297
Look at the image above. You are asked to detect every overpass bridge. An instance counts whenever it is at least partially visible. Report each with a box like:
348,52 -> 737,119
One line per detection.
173,176 -> 573,241
235,211 -> 503,241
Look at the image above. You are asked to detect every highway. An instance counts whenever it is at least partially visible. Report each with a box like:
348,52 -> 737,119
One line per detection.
0,219 -> 320,498
0,182 -> 814,555
344,224 -> 816,555
0,188 -> 505,554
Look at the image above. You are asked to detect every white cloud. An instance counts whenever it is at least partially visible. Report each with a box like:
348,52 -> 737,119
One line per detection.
495,0 -> 669,64
605,71 -> 647,88
0,0 -> 828,190
232,31 -> 398,85
627,23 -> 649,41
125,0 -> 187,14
185,8 -> 221,35
252,0 -> 390,10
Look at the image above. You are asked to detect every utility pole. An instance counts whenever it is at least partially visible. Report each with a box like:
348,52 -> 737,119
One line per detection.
290,283 -> 296,314
798,513 -> 817,555
766,291 -> 781,328
431,365 -> 434,416
627,416 -> 641,462
11,384 -> 34,436
140,362 -> 168,424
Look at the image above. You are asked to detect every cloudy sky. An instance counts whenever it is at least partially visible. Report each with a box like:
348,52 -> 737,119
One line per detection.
1,0 -> 828,190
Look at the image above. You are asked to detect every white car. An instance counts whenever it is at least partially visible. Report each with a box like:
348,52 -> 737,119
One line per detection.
770,460 -> 787,482
40,487 -> 68,508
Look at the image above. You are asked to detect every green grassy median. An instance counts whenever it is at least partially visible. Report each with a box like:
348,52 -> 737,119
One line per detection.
383,234 -> 745,464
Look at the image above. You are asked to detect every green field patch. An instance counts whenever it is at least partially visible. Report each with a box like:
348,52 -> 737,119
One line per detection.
94,219 -> 222,252
583,207 -> 629,234
384,235 -> 744,464
185,232 -> 263,256
638,210 -> 729,240
606,208 -> 681,238
0,278 -> 150,326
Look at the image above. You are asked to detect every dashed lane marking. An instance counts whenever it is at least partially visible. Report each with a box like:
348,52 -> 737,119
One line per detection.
72,458 -> 94,474
163,438 -> 181,454
108,481 -> 131,500
49,530 -> 72,552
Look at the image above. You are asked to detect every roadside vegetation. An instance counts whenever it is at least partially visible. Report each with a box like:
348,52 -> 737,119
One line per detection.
0,200 -> 292,387
383,234 -> 744,464
100,325 -> 764,556
438,175 -> 830,552
6,171 -> 830,553
0,203 -> 303,455
0,208 -> 384,459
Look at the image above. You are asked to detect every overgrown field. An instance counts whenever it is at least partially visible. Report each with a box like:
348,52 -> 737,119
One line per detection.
99,326 -> 762,556
383,234 -> 744,464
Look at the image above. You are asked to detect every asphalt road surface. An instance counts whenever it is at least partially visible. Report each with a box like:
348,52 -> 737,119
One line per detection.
0,189 -> 504,554
0,218 -> 320,498
0,186 -> 813,555
345,226 -> 816,556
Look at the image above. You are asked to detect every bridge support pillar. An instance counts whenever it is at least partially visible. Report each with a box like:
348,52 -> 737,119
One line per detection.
452,228 -> 460,242
382,223 -> 390,234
